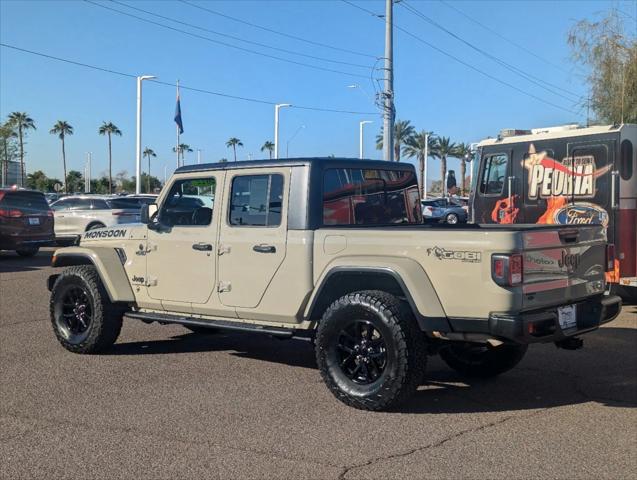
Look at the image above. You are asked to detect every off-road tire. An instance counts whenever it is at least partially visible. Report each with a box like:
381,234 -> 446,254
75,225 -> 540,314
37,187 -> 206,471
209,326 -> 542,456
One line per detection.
315,290 -> 427,411
445,213 -> 459,224
185,325 -> 219,335
440,342 -> 528,378
16,247 -> 39,257
50,265 -> 124,354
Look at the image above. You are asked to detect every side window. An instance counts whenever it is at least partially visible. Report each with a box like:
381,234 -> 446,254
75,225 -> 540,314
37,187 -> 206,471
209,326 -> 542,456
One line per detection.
72,199 -> 92,210
160,177 -> 215,227
479,154 -> 508,195
51,199 -> 72,211
620,139 -> 633,181
91,199 -> 110,210
229,174 -> 283,227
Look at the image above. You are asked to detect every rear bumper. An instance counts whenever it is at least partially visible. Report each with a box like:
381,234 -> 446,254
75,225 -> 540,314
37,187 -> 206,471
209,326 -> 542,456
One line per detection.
449,295 -> 622,344
0,235 -> 55,250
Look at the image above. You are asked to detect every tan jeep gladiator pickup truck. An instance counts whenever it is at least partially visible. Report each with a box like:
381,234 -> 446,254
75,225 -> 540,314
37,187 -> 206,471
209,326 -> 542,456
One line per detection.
48,158 -> 621,410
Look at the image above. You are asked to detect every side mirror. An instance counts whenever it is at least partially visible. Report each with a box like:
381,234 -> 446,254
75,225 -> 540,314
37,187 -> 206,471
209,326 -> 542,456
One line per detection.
141,203 -> 158,225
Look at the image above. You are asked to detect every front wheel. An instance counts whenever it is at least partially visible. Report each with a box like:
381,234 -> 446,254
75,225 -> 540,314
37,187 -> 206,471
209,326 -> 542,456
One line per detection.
50,265 -> 124,353
445,213 -> 459,224
16,247 -> 39,257
440,342 -> 527,378
315,290 -> 427,411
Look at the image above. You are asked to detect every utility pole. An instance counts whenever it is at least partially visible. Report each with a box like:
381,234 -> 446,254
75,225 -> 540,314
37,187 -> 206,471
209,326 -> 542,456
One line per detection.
274,103 -> 291,160
197,149 -> 202,164
359,121 -> 373,159
135,75 -> 155,195
382,0 -> 394,162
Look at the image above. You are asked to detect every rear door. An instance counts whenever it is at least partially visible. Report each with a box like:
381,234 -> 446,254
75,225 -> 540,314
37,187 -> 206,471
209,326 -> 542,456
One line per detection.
217,168 -> 289,308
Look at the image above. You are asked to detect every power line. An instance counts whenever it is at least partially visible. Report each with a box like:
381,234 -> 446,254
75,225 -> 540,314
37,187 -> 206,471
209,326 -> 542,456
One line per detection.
110,0 -> 372,69
341,0 -> 580,116
0,43 -> 379,115
179,0 -> 377,60
84,0 -> 369,79
401,1 -> 582,102
438,0 -> 580,76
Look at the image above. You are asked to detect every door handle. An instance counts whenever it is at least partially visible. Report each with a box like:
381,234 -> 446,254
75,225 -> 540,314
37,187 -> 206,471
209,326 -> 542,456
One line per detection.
192,243 -> 213,251
253,244 -> 276,253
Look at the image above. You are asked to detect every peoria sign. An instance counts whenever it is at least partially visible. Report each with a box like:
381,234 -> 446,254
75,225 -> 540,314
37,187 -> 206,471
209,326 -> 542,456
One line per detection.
524,144 -> 611,199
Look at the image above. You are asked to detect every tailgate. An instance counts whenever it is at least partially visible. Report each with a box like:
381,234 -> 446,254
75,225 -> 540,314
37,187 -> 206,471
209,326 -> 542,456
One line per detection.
522,226 -> 607,309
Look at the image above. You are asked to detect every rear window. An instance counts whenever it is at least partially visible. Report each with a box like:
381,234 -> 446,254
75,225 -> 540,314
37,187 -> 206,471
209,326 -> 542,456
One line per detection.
0,191 -> 49,212
323,168 -> 422,226
107,198 -> 142,209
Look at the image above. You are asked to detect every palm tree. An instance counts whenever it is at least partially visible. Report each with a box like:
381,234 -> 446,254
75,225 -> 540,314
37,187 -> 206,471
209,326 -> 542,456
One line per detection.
143,147 -> 156,193
49,121 -> 74,193
403,131 -> 437,197
434,136 -> 457,197
260,141 -> 274,160
0,122 -> 17,186
98,122 -> 122,194
375,119 -> 415,162
226,137 -> 243,162
173,143 -> 193,166
7,112 -> 36,187
453,142 -> 472,196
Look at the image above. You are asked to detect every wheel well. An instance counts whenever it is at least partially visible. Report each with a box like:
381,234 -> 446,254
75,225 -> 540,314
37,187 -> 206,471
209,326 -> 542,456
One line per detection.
53,255 -> 93,267
85,222 -> 106,231
308,271 -> 409,320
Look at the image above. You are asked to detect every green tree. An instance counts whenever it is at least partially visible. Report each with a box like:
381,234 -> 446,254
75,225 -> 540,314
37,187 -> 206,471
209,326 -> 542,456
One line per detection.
432,137 -> 457,197
404,131 -> 437,197
568,10 -> 636,124
452,142 -> 472,196
98,121 -> 122,194
173,143 -> 193,166
49,120 -> 73,193
260,140 -> 274,160
65,170 -> 84,193
143,147 -> 157,193
26,170 -> 49,191
7,112 -> 36,187
375,119 -> 415,162
219,158 -> 228,163
226,137 -> 243,162
0,122 -> 18,185
139,173 -> 162,192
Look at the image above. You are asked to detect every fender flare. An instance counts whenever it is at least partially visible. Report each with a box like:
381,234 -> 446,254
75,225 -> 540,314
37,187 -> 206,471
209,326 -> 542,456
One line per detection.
50,247 -> 135,303
305,257 -> 450,332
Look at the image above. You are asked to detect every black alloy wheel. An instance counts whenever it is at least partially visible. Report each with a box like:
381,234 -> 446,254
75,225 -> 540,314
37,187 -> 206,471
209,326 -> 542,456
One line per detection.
336,320 -> 387,385
55,285 -> 93,343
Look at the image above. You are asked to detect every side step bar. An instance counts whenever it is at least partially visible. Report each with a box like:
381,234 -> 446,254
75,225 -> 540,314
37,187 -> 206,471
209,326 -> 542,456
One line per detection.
125,311 -> 295,339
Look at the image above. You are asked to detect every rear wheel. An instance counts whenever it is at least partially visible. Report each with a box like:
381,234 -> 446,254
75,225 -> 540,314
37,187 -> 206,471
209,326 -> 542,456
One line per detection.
50,265 -> 124,353
445,213 -> 459,224
315,290 -> 427,411
16,247 -> 39,257
440,342 -> 527,378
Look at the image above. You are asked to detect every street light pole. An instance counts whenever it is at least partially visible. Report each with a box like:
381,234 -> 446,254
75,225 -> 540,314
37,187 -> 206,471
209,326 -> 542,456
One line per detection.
286,124 -> 305,158
423,133 -> 429,199
274,103 -> 291,160
359,121 -> 373,159
382,0 -> 394,161
197,149 -> 202,164
135,75 -> 156,195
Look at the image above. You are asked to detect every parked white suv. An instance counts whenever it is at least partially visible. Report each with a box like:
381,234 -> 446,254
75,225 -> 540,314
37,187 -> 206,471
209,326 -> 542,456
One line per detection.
50,196 -> 142,243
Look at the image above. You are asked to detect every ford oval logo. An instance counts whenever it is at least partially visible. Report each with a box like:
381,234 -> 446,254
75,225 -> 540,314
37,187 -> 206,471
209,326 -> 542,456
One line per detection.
552,202 -> 609,227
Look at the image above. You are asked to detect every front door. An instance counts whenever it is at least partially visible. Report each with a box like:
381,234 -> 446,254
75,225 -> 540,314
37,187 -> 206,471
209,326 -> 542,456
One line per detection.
218,168 -> 288,308
146,173 -> 221,305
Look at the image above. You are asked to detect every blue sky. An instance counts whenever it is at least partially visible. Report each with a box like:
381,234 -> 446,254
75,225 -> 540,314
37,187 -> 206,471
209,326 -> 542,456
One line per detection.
1,0 -> 636,182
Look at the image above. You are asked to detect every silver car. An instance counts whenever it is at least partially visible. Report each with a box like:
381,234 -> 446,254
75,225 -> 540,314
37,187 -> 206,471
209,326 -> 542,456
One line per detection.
50,196 -> 142,243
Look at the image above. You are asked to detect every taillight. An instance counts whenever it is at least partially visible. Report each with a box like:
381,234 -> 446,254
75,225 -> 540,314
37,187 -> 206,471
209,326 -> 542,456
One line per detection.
0,208 -> 23,218
492,254 -> 524,287
47,210 -> 54,217
605,244 -> 615,272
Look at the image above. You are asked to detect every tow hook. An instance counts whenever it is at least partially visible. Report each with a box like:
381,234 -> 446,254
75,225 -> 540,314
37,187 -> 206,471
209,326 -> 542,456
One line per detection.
555,337 -> 584,350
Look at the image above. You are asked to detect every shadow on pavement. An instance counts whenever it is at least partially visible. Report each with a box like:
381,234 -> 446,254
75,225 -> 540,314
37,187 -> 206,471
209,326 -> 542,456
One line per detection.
0,249 -> 54,273
108,325 -> 636,413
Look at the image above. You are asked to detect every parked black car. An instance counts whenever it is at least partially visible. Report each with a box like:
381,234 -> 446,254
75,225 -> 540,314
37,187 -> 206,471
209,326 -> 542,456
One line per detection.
0,188 -> 55,256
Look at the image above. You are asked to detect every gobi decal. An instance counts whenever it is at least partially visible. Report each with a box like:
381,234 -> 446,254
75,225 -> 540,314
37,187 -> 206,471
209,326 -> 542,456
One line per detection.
524,144 -> 611,199
83,228 -> 127,239
553,202 -> 609,227
427,246 -> 482,263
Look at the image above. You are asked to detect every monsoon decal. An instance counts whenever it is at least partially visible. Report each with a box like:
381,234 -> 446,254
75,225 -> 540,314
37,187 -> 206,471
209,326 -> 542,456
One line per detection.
83,228 -> 128,239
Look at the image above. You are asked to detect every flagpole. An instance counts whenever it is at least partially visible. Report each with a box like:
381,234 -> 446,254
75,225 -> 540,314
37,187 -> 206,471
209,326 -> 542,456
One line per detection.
176,80 -> 180,169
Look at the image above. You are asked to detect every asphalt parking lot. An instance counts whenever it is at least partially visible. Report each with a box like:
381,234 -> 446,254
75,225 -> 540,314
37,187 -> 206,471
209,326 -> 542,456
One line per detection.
1,248 -> 636,479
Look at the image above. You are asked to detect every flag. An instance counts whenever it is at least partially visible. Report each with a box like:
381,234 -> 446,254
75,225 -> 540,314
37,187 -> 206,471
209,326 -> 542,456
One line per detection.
174,88 -> 184,134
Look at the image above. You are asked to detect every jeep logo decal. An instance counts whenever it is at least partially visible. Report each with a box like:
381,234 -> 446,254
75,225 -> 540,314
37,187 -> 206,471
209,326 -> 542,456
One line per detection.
83,228 -> 127,239
558,250 -> 580,271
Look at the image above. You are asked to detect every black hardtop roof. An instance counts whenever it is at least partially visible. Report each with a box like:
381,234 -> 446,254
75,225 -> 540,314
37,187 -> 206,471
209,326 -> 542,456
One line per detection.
176,157 -> 415,174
